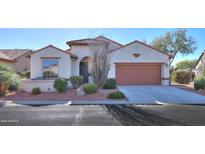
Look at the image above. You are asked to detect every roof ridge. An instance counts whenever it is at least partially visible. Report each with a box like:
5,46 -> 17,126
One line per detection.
0,51 -> 12,59
0,49 -> 32,60
31,44 -> 78,59
66,37 -> 108,47
0,51 -> 16,62
108,39 -> 172,57
95,35 -> 123,46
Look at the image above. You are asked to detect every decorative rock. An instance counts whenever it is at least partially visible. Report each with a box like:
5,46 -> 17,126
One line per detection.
76,87 -> 86,96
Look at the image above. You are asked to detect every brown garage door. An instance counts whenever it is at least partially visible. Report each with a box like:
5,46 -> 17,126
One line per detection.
116,63 -> 162,85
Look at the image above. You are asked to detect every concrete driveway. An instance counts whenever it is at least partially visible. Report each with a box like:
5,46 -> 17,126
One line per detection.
118,85 -> 205,104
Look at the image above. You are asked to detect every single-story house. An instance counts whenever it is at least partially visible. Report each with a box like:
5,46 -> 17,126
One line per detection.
0,49 -> 32,72
194,51 -> 205,78
21,36 -> 171,92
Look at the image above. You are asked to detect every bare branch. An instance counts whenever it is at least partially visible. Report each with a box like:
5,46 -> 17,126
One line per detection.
89,43 -> 110,88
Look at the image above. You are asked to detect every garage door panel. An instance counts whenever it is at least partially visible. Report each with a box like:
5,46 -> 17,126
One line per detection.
116,64 -> 161,85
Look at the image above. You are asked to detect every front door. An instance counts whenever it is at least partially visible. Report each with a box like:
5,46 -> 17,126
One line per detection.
80,62 -> 89,83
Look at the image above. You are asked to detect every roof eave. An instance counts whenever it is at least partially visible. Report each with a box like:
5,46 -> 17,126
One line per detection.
0,58 -> 16,63
95,35 -> 123,47
108,40 -> 172,57
12,50 -> 33,60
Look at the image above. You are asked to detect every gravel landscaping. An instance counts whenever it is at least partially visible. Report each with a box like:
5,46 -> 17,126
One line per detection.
2,89 -> 126,101
172,83 -> 205,96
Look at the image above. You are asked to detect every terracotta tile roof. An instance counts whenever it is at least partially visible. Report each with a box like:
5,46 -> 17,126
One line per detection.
95,35 -> 123,46
66,38 -> 109,47
66,36 -> 171,57
0,49 -> 32,60
0,51 -> 16,62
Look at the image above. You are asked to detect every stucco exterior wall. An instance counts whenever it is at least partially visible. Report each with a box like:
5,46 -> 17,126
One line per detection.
14,52 -> 31,72
30,46 -> 71,79
194,54 -> 205,78
27,38 -> 170,91
20,79 -> 56,92
107,42 -> 170,85
70,45 -> 107,76
95,37 -> 122,50
70,41 -> 170,85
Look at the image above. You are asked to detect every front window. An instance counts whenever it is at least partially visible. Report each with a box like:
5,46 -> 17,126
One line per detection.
42,59 -> 58,78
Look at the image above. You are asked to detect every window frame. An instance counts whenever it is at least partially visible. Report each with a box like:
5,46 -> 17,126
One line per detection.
41,58 -> 59,79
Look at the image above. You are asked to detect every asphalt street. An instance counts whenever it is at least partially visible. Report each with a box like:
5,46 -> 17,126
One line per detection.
0,103 -> 121,126
1,102 -> 205,126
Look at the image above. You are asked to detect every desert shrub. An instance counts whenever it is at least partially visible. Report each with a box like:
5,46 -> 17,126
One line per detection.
107,91 -> 125,99
199,78 -> 205,89
26,72 -> 30,78
0,64 -> 20,92
7,72 -> 20,91
172,70 -> 192,84
194,80 -> 201,90
103,79 -> 116,89
18,71 -> 30,79
8,84 -> 18,91
0,82 -> 9,96
53,78 -> 68,92
70,76 -> 84,89
194,78 -> 205,90
18,72 -> 26,78
32,87 -> 41,95
83,83 -> 98,94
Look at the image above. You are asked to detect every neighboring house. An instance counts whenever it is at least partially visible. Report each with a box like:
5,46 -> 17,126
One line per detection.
194,51 -> 205,78
0,49 -> 32,72
21,36 -> 171,92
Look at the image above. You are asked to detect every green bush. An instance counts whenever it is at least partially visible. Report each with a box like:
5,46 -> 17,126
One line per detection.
53,78 -> 68,92
0,64 -> 20,92
194,78 -> 205,90
32,87 -> 41,95
103,79 -> 116,89
70,76 -> 84,89
172,70 -> 192,84
107,91 -> 125,99
18,71 -> 30,79
18,72 -> 26,78
8,84 -> 18,91
0,82 -> 9,96
83,83 -> 98,94
26,72 -> 30,78
194,81 -> 201,90
199,78 -> 205,89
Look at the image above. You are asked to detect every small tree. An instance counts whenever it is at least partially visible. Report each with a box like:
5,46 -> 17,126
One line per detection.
151,29 -> 197,65
175,59 -> 197,70
89,44 -> 110,88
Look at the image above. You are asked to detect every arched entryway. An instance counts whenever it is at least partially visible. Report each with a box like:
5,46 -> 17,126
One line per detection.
79,56 -> 92,83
